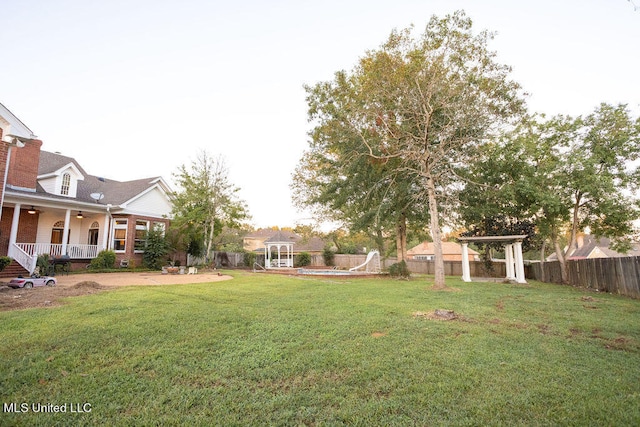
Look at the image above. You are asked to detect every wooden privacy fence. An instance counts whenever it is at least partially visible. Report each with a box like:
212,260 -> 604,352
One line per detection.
330,254 -> 506,278
527,257 -> 640,299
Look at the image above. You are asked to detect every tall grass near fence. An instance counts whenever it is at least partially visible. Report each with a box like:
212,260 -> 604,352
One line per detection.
1,272 -> 639,425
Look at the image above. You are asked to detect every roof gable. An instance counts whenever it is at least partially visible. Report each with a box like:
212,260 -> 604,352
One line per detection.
0,102 -> 37,139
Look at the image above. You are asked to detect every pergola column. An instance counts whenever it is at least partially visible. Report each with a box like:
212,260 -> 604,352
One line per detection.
458,235 -> 528,284
461,242 -> 471,282
514,241 -> 526,283
505,244 -> 515,281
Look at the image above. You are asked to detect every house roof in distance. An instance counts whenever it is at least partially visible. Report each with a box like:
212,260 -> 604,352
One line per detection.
408,241 -> 480,256
249,228 -> 327,253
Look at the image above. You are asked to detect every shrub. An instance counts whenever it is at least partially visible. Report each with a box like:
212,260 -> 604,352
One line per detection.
323,247 -> 335,266
388,260 -> 410,279
36,254 -> 50,273
143,224 -> 170,270
89,250 -> 117,270
295,252 -> 311,267
0,256 -> 12,272
243,251 -> 257,267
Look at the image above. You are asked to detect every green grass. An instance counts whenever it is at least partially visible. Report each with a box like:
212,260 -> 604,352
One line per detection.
1,272 -> 639,426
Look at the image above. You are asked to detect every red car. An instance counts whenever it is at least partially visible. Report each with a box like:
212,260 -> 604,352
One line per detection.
8,275 -> 57,289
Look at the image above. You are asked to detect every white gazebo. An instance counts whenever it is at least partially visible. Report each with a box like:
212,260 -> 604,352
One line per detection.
264,231 -> 294,268
458,235 -> 528,284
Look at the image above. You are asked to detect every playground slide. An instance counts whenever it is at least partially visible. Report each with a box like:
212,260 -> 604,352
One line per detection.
349,250 -> 379,272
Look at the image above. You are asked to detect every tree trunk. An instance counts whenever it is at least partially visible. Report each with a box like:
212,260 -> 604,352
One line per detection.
553,238 -> 569,284
206,219 -> 215,261
539,240 -> 547,283
396,212 -> 407,262
375,228 -> 385,256
426,175 -> 446,289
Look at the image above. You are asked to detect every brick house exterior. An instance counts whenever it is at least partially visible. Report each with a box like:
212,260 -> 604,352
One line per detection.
0,102 -> 174,275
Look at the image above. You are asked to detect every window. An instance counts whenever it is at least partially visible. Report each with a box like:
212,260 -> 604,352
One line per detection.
61,173 -> 71,195
50,220 -> 69,245
134,220 -> 149,252
88,221 -> 99,246
113,219 -> 128,252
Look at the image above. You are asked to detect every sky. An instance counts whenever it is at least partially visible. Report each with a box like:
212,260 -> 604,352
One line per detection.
2,0 -> 639,229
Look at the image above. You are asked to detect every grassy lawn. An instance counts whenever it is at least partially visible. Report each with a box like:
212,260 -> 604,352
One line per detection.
1,271 -> 639,426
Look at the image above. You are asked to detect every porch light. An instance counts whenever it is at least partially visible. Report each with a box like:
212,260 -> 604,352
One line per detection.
76,211 -> 84,219
28,206 -> 36,214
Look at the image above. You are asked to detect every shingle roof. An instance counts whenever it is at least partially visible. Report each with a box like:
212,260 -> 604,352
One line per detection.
38,151 -> 88,177
252,228 -> 327,253
30,150 -> 167,206
407,241 -> 479,256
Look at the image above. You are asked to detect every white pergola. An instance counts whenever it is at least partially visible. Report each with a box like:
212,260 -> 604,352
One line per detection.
264,232 -> 294,268
458,235 -> 528,284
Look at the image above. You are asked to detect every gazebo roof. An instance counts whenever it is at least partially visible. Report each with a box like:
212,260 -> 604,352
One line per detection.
264,231 -> 296,244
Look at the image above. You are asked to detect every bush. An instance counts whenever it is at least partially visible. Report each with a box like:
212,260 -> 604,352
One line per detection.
36,254 -> 50,274
89,250 -> 116,270
143,225 -> 170,270
243,251 -> 257,268
388,260 -> 411,279
295,252 -> 311,267
0,256 -> 12,272
323,248 -> 335,266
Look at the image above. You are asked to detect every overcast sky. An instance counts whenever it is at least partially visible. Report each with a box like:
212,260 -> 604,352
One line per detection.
2,0 -> 638,229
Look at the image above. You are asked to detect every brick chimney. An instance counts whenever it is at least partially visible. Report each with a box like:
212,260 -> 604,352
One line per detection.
6,138 -> 43,190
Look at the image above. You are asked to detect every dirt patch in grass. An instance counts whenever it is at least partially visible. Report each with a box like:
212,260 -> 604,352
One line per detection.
0,271 -> 233,312
413,309 -> 459,321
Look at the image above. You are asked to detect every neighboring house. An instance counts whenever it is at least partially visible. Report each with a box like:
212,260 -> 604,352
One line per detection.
0,102 -> 173,275
547,234 -> 640,261
243,228 -> 327,255
407,241 -> 480,262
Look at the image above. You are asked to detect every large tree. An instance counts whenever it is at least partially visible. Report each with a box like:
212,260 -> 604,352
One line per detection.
171,151 -> 249,260
459,104 -> 640,283
298,11 -> 524,288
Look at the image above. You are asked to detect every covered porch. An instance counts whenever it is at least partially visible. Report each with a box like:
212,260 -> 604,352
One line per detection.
2,203 -> 109,274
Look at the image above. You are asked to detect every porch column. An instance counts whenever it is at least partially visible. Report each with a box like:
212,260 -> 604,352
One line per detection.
505,244 -> 515,281
514,241 -> 527,284
461,242 -> 471,282
9,203 -> 21,248
62,209 -> 71,256
102,214 -> 110,250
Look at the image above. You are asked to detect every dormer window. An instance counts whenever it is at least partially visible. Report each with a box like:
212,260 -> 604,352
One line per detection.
61,173 -> 71,195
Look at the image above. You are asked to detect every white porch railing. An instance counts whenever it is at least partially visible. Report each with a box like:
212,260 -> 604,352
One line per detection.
8,243 -> 38,275
15,243 -> 100,260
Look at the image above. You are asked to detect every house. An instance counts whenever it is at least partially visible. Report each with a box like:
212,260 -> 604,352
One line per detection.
0,102 -> 173,275
547,234 -> 640,261
407,241 -> 480,262
244,228 -> 327,255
